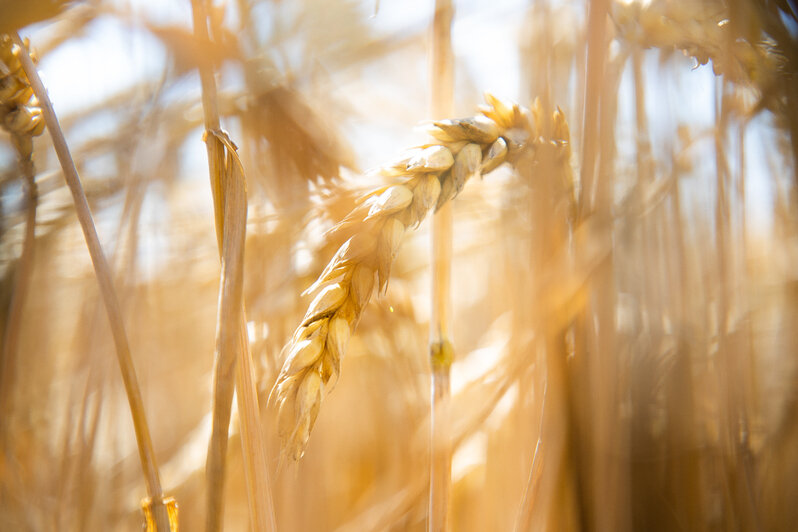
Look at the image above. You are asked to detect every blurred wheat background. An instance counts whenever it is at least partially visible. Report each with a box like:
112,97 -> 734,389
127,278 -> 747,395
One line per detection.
1,0 -> 797,530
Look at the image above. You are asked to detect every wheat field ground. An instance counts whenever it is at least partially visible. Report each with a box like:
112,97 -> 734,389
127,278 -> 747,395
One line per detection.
1,0 -> 797,531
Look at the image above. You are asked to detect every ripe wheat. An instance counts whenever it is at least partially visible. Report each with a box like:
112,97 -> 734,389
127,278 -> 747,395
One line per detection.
0,34 -> 44,157
270,93 -> 573,460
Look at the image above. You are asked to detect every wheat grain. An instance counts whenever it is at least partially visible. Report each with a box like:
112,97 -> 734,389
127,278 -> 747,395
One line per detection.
0,34 -> 44,157
270,93 -> 571,461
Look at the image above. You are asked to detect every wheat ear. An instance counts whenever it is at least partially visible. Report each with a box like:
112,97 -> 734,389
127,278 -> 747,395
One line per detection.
270,93 -> 548,461
0,34 -> 45,149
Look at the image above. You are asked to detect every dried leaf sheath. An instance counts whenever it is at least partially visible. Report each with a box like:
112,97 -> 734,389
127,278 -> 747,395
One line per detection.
190,2 -> 276,530
270,94 -> 568,461
204,130 -> 247,532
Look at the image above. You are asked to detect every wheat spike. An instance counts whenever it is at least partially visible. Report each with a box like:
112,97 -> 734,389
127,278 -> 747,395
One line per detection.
0,34 -> 45,157
270,94 -> 570,460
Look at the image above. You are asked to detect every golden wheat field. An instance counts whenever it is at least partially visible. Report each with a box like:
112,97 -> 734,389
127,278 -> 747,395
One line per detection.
1,0 -> 797,530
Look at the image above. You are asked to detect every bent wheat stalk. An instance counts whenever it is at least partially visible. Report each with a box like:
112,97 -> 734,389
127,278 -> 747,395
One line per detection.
269,94 -> 569,461
8,32 -> 173,531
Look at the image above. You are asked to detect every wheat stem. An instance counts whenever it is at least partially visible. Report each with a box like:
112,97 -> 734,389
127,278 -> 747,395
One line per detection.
0,137 -> 36,427
205,129 -> 249,532
189,3 -> 235,530
577,0 -> 609,219
9,31 -> 171,531
189,1 -> 276,530
234,320 -> 277,532
514,382 -> 547,532
428,0 -> 454,530
192,15 -> 231,532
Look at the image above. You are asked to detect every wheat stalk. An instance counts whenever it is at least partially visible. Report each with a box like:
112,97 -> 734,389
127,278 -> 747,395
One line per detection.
428,0 -> 454,529
6,31 -> 173,531
189,1 -> 276,530
269,93 -> 569,461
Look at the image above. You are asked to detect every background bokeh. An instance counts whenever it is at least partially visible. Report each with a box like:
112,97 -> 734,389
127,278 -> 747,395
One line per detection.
1,0 -> 797,530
